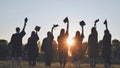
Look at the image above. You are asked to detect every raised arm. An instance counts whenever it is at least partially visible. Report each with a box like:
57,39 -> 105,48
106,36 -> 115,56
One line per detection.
63,17 -> 69,34
51,27 -> 54,34
66,21 -> 69,34
51,24 -> 59,34
22,17 -> 28,31
94,19 -> 99,29
104,19 -> 108,30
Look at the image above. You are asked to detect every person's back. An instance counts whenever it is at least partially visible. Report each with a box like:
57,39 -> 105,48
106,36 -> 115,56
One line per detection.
10,29 -> 26,57
42,37 -> 53,54
102,31 -> 111,54
9,18 -> 27,66
41,32 -> 53,54
88,27 -> 98,57
58,34 -> 68,53
88,27 -> 98,68
57,29 -> 69,68
27,31 -> 39,66
9,28 -> 26,67
102,31 -> 111,48
71,31 -> 84,60
71,37 -> 81,60
88,34 -> 98,57
28,38 -> 38,57
102,29 -> 112,68
28,32 -> 39,58
41,31 -> 54,67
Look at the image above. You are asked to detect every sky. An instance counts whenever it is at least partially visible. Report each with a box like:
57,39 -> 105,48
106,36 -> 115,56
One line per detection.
0,0 -> 120,44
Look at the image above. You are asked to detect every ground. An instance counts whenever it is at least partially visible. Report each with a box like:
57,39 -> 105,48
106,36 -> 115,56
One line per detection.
0,60 -> 120,68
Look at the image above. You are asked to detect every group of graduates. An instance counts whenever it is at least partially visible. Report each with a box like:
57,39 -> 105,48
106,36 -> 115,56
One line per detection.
9,17 -> 112,68
9,18 -> 39,66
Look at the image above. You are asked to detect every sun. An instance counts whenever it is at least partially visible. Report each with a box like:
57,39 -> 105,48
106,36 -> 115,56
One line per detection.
67,36 -> 74,56
67,37 -> 74,47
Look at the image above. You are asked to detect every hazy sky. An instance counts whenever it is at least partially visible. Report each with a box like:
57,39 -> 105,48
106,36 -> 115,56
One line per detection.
0,0 -> 120,44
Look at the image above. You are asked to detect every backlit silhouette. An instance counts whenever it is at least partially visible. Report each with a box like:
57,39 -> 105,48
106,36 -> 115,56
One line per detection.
41,24 -> 58,68
9,17 -> 27,66
101,20 -> 112,68
27,26 -> 40,66
70,20 -> 85,68
88,19 -> 99,68
57,17 -> 69,68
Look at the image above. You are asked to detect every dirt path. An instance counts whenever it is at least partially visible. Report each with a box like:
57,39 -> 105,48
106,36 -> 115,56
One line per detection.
0,60 -> 120,68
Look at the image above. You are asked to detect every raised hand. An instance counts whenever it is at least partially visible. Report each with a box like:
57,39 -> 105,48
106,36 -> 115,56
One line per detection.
104,19 -> 108,30
79,20 -> 86,35
94,19 -> 99,28
25,17 -> 28,23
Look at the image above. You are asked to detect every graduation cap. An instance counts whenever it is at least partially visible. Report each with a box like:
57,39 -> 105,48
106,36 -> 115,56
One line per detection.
79,20 -> 86,26
53,24 -> 59,28
35,26 -> 41,31
63,17 -> 69,23
104,19 -> 107,25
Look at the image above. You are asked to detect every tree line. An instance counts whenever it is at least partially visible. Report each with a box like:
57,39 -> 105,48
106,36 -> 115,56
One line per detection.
0,39 -> 120,62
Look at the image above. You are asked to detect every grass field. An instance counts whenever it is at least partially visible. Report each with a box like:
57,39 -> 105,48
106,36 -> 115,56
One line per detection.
0,60 -> 120,68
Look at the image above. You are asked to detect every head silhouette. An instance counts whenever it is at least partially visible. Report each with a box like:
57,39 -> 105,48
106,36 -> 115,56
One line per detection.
16,27 -> 20,33
75,31 -> 80,37
31,31 -> 36,37
91,27 -> 96,34
60,29 -> 65,35
47,31 -> 51,37
104,29 -> 110,35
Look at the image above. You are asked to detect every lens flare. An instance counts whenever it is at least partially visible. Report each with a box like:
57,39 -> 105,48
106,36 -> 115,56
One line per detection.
67,37 -> 74,46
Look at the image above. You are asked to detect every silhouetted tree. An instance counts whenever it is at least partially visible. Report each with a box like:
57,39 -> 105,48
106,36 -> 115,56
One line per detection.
112,39 -> 120,63
112,39 -> 120,57
0,39 -> 9,59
